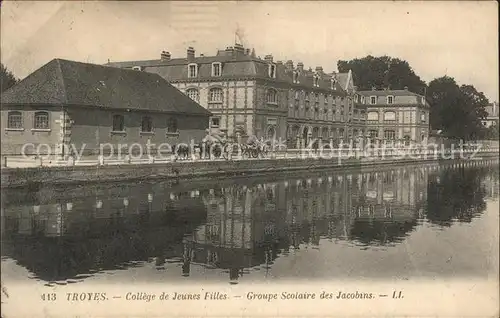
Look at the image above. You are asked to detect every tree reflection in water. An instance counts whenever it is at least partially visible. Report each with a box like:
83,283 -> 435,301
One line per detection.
426,166 -> 493,226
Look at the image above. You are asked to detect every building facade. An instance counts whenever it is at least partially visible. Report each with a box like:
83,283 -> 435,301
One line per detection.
482,102 -> 499,128
108,44 -> 366,148
355,88 -> 430,144
1,59 -> 211,157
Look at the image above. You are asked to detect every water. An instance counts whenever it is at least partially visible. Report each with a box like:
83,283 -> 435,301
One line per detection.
1,160 -> 499,287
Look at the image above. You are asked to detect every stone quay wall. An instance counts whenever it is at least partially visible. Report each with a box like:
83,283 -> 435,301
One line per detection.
4,153 -> 498,189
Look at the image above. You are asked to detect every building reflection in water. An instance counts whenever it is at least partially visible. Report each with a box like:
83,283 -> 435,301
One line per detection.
1,159 -> 498,284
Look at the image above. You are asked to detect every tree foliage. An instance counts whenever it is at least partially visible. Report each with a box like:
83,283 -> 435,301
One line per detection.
1,63 -> 18,93
337,55 -> 427,94
427,76 -> 489,140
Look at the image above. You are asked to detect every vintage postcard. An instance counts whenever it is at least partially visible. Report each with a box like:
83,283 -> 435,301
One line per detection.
1,1 -> 499,317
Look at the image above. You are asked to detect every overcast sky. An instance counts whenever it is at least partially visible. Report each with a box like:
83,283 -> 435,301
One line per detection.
1,1 -> 498,100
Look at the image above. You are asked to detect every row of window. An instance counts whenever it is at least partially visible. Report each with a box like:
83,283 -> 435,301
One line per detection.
368,130 -> 427,142
112,114 -> 178,133
356,95 -> 426,105
367,111 -> 426,122
186,62 -> 340,89
6,111 -> 179,134
187,63 -> 222,78
7,111 -> 49,129
185,87 -> 346,108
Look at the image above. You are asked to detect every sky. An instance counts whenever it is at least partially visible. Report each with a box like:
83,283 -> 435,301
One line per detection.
1,1 -> 498,101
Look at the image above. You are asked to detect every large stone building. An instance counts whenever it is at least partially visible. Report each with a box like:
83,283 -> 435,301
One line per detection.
108,44 -> 365,148
355,88 -> 430,144
1,59 -> 211,158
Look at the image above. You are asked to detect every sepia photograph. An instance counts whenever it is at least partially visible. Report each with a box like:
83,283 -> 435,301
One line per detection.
1,1 -> 498,317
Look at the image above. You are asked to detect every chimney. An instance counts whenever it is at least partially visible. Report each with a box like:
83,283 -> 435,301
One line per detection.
297,62 -> 304,72
187,47 -> 195,60
404,86 -> 408,91
264,54 -> 273,63
161,51 -> 171,61
285,60 -> 294,71
315,66 -> 323,73
234,43 -> 245,55
225,46 -> 234,55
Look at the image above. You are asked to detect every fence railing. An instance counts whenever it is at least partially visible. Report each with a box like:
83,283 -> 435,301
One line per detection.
2,146 -> 499,169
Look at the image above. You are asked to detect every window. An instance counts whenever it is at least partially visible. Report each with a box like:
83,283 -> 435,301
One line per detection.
384,111 -> 396,121
209,88 -> 224,103
186,88 -> 199,102
354,94 -> 359,103
421,97 -> 426,104
367,112 -> 379,121
294,90 -> 300,100
112,114 -> 124,132
324,94 -> 329,105
7,111 -> 23,129
210,117 -> 220,128
293,71 -> 299,83
167,117 -> 178,134
361,96 -> 365,104
313,75 -> 319,87
188,63 -> 198,78
268,64 -> 276,78
421,113 -> 426,122
384,130 -> 396,140
141,116 -> 153,133
34,111 -> 49,129
132,66 -> 142,71
370,96 -> 377,104
369,130 -> 378,139
267,89 -> 278,104
305,92 -> 310,101
387,95 -> 394,104
212,62 -> 221,77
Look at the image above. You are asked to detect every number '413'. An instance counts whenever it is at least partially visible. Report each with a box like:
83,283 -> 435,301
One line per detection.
41,293 -> 56,301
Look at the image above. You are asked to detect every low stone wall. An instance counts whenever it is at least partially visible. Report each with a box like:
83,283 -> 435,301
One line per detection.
1,152 -> 498,188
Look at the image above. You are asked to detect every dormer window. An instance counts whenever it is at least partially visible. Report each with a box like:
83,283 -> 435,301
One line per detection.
331,78 -> 337,90
293,71 -> 299,83
212,62 -> 222,77
370,96 -> 377,105
421,96 -> 426,104
313,75 -> 320,87
132,66 -> 142,71
268,64 -> 276,78
188,63 -> 198,78
387,95 -> 394,104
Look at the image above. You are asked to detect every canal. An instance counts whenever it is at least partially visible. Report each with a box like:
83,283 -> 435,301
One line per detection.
1,159 -> 499,287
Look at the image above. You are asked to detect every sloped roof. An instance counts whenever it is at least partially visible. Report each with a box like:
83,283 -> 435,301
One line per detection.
1,59 -> 211,116
107,53 -> 347,96
333,72 -> 350,90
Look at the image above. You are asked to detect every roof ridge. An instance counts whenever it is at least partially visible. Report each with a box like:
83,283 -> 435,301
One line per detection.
55,59 -> 69,104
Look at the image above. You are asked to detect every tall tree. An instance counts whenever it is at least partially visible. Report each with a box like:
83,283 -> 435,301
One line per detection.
1,63 -> 18,93
427,76 -> 489,140
337,55 -> 427,94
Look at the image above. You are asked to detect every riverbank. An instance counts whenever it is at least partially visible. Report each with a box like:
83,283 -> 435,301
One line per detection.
1,151 -> 499,188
